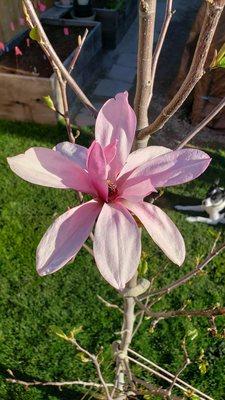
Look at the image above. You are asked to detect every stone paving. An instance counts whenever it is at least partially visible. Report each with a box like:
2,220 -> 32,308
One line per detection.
75,0 -> 201,127
75,17 -> 138,126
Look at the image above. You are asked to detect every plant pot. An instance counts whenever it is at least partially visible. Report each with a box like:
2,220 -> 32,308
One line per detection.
93,0 -> 138,49
54,0 -> 72,7
73,0 -> 94,18
0,19 -> 102,124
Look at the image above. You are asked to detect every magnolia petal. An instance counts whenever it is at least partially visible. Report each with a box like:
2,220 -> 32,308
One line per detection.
37,200 -> 101,276
104,141 -> 117,166
125,149 -> 211,189
7,147 -> 92,192
104,141 -> 118,180
87,141 -> 108,201
118,146 -> 171,181
122,200 -> 185,266
55,142 -> 87,169
118,176 -> 156,202
95,92 -> 136,174
93,202 -> 141,290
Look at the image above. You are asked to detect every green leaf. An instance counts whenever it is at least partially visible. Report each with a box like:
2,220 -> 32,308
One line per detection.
217,56 -> 225,68
76,352 -> 90,363
29,26 -> 42,43
138,260 -> 148,277
68,326 -> 83,340
210,43 -> 225,69
187,328 -> 198,341
49,325 -> 68,341
43,95 -> 56,111
199,361 -> 208,375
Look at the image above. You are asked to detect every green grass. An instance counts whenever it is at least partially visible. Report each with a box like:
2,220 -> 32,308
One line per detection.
0,119 -> 225,400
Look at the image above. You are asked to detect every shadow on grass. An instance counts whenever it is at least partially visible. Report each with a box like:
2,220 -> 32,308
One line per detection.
0,363 -> 88,400
0,119 -> 94,148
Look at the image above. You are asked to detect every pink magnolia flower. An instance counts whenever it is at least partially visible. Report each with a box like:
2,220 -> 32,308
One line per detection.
7,92 -> 211,291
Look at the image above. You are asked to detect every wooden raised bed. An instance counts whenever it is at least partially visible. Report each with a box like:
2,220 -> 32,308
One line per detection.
49,0 -> 138,49
0,19 -> 102,124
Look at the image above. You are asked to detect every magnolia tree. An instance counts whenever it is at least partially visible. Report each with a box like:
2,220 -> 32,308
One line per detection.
6,0 -> 225,399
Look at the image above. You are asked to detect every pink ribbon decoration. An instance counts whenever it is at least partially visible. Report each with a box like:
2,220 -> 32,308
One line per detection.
37,1 -> 47,12
15,46 -> 23,56
63,27 -> 70,36
0,41 -> 5,51
19,17 -> 25,26
10,22 -> 16,31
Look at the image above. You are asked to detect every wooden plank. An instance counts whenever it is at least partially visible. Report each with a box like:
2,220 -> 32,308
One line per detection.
0,72 -> 57,124
0,0 -> 54,43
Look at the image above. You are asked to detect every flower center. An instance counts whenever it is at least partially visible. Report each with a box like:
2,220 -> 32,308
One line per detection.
107,180 -> 118,201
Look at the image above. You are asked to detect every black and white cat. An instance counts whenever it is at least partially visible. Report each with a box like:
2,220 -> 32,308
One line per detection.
174,180 -> 225,225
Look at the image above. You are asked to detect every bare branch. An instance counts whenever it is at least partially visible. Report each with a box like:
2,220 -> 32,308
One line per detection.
55,70 -> 75,143
67,337 -> 112,400
6,378 -> 113,389
135,299 -> 225,320
166,338 -> 191,398
138,0 -> 225,140
97,295 -> 123,314
115,273 -> 138,392
68,29 -> 89,75
140,242 -> 225,301
134,377 -> 184,400
22,0 -> 97,116
128,349 -> 213,400
176,96 -> 225,149
151,1 -> 174,99
134,0 -> 157,133
82,243 -> 94,257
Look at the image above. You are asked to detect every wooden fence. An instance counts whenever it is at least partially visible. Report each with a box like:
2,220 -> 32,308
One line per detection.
0,0 -> 54,43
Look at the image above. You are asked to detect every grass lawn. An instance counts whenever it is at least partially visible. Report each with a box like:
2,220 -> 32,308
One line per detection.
0,119 -> 225,400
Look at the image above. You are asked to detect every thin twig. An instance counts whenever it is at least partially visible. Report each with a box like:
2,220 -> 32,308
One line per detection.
55,69 -> 75,143
6,378 -> 113,389
210,232 -> 222,253
127,352 -> 212,400
140,242 -> 225,301
151,0 -> 174,100
128,348 -> 212,400
166,338 -> 191,398
97,295 -> 123,314
138,0 -> 225,140
132,295 -> 149,337
176,96 -> 225,149
134,377 -> 184,400
67,337 -> 112,400
22,0 -> 97,116
83,243 -> 94,257
135,299 -> 225,320
134,0 -> 157,133
68,29 -> 89,75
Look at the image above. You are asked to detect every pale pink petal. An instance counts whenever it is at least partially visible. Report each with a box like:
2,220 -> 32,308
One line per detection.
37,200 -> 101,276
122,200 -> 185,266
118,146 -> 171,182
95,92 -> 136,174
93,203 -> 141,290
87,141 -> 108,200
55,142 -> 87,169
104,141 -> 118,180
104,141 -> 117,166
124,149 -> 211,189
7,147 -> 93,193
118,176 -> 156,202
